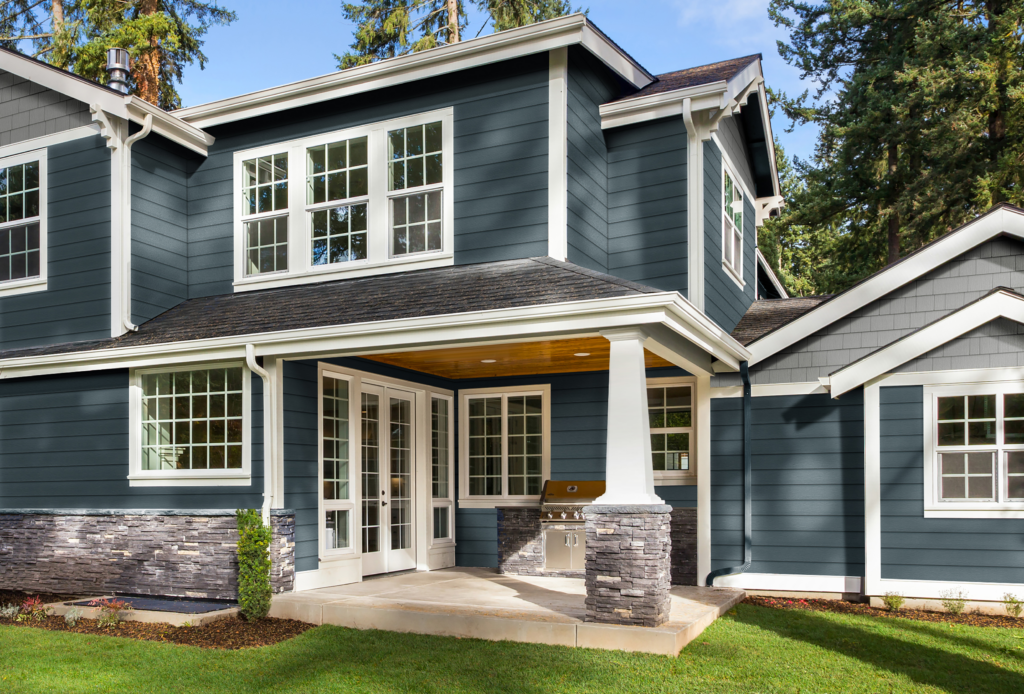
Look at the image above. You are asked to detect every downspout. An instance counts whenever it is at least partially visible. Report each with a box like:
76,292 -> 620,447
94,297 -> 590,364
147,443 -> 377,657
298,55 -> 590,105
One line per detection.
120,114 -> 153,333
246,344 -> 275,525
706,361 -> 752,585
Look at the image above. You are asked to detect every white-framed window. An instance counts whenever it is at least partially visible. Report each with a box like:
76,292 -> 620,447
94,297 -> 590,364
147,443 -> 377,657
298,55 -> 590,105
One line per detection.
458,385 -> 551,508
232,109 -> 454,291
721,165 -> 745,285
431,395 -> 454,543
647,376 -> 696,485
0,148 -> 46,296
320,368 -> 358,557
128,363 -> 251,486
924,383 -> 1024,513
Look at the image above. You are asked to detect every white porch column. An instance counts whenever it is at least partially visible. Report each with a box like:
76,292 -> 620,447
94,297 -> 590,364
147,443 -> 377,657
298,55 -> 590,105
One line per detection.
594,328 -> 664,506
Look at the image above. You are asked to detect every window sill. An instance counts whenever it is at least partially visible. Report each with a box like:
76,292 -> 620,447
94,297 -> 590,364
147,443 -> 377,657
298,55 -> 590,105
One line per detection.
924,506 -> 1024,519
430,539 -> 456,549
0,276 -> 46,298
128,473 -> 252,487
721,262 -> 745,290
459,498 -> 540,509
234,253 -> 453,292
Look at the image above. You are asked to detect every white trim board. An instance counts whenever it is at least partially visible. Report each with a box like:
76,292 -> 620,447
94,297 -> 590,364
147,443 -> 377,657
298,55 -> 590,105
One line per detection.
712,573 -> 863,594
547,47 -> 568,262
828,288 -> 1024,397
175,15 -> 653,129
748,205 -> 1024,368
755,248 -> 787,299
872,578 -> 1024,602
710,382 -> 827,399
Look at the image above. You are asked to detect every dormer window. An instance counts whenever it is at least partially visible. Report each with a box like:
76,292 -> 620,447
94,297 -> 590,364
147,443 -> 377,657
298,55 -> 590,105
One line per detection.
722,167 -> 745,283
232,109 -> 453,291
0,148 -> 46,296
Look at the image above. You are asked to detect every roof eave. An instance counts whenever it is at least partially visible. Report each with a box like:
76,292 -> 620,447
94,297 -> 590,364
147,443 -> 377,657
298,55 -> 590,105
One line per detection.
174,14 -> 655,130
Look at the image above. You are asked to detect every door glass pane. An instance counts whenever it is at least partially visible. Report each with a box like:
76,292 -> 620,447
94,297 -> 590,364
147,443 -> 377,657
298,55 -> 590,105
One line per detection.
361,393 -> 380,554
432,398 -> 449,498
390,397 -> 413,551
325,509 -> 349,550
322,377 -> 349,501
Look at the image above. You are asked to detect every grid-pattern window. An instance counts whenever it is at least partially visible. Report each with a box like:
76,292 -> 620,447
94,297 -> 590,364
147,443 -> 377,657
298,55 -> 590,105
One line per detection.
391,191 -> 441,257
242,153 -> 289,276
361,392 -> 381,554
940,452 -> 995,500
648,385 -> 692,472
468,397 -> 502,496
389,398 -> 413,551
141,367 -> 244,471
322,377 -> 350,501
432,398 -> 449,498
937,395 -> 996,446
722,169 -> 744,278
1008,451 -> 1024,500
388,122 -> 442,191
0,159 -> 40,283
507,395 -> 543,496
308,137 -> 369,266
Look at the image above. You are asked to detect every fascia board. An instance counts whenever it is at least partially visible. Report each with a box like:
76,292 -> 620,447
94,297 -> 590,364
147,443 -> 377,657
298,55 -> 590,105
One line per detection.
724,61 -> 762,106
828,291 -> 1023,397
755,85 -> 781,197
748,207 -> 1024,366
125,98 -> 214,155
0,292 -> 750,379
599,83 -> 727,130
176,16 -> 651,129
756,248 -> 788,298
667,295 -> 751,367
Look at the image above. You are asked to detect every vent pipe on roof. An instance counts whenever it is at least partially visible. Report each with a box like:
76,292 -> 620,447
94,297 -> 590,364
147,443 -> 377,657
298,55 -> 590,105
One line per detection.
106,48 -> 131,94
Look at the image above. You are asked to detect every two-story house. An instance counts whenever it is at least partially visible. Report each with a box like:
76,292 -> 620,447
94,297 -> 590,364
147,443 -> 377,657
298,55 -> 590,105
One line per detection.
1,14 -> 1021,622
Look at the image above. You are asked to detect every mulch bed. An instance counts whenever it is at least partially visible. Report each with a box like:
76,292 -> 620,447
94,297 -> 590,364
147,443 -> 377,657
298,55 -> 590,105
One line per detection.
0,612 -> 313,649
745,595 -> 1024,629
0,589 -> 84,605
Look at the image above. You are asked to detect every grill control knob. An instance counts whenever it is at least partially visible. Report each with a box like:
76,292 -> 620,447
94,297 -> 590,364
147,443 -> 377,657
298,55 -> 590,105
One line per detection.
547,512 -> 553,519
561,511 -> 567,519
574,511 -> 580,519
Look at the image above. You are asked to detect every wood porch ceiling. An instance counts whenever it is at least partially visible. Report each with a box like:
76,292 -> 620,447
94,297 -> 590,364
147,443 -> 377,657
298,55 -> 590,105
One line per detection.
362,337 -> 675,379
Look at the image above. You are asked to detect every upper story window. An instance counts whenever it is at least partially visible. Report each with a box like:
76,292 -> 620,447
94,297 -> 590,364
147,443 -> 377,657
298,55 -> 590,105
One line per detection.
722,167 -> 745,284
925,383 -> 1024,514
0,148 -> 46,296
647,378 -> 696,485
233,109 -> 454,291
129,364 -> 251,486
458,385 -> 551,508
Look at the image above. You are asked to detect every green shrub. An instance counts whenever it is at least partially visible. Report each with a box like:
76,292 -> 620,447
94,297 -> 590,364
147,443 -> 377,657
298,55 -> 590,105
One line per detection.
882,592 -> 905,612
63,606 -> 83,627
940,588 -> 968,615
1004,593 -> 1023,619
236,509 -> 273,621
88,598 -> 132,629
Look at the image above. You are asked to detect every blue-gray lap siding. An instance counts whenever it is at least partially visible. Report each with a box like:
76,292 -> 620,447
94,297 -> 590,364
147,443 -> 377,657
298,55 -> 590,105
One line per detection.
188,55 -> 550,298
606,117 -> 687,294
880,385 -> 1024,583
710,391 -> 865,576
703,139 -> 755,333
564,47 -> 620,274
0,135 -> 111,349
0,369 -> 264,510
281,359 -> 692,571
131,135 -> 191,324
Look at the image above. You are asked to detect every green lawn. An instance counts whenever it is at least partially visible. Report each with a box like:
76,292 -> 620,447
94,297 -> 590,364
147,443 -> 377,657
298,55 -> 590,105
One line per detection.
1,604 -> 1023,693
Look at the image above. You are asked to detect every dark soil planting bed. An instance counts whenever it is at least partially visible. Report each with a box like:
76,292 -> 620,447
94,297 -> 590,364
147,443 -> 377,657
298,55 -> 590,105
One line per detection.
0,589 -> 84,605
745,595 -> 1024,628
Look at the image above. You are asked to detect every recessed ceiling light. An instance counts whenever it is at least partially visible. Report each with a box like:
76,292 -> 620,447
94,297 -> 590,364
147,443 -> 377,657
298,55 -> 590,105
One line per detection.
574,353 -> 591,357
481,359 -> 497,364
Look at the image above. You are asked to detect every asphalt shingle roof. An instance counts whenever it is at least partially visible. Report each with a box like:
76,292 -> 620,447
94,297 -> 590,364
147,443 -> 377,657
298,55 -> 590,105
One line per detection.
0,258 -> 663,361
730,296 -> 833,346
613,54 -> 761,103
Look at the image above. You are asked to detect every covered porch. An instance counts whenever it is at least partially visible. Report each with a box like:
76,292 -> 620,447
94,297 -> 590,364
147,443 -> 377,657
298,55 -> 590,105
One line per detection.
269,567 -> 744,656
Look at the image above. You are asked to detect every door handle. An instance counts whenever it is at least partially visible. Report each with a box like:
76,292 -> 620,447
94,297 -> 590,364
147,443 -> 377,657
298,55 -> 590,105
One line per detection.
564,533 -> 570,547
382,501 -> 387,506
573,533 -> 579,547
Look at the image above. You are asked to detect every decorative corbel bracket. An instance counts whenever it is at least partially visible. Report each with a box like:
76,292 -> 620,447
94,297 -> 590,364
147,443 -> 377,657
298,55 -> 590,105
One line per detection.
89,104 -> 121,150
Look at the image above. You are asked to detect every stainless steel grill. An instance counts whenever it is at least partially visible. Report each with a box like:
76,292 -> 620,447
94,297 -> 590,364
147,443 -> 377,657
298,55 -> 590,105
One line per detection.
538,480 -> 605,571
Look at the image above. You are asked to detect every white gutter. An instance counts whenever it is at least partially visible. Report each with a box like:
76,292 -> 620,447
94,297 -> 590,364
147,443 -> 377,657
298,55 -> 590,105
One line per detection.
246,344 -> 275,524
119,114 -> 153,333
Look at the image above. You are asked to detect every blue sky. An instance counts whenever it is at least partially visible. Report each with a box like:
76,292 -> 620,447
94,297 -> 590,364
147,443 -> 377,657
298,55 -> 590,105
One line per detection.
178,0 -> 817,162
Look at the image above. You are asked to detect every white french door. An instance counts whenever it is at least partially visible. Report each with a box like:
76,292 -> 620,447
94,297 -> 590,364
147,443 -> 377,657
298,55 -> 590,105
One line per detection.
360,384 -> 416,576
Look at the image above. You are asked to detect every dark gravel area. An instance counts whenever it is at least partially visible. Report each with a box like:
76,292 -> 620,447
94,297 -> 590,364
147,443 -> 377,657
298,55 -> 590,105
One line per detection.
0,589 -> 85,605
745,595 -> 1024,628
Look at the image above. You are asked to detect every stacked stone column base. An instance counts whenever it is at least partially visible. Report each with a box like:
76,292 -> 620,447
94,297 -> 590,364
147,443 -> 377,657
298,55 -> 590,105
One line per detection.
583,504 -> 672,627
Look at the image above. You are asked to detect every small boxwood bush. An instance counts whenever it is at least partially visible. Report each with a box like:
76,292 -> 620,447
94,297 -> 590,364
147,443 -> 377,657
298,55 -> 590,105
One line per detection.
236,509 -> 273,621
882,592 -> 905,612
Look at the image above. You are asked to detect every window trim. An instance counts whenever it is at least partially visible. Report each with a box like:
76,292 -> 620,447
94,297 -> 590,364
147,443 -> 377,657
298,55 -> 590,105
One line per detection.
231,108 -> 455,292
319,366 -> 360,560
647,376 -> 697,486
431,393 -> 455,546
458,384 -> 551,509
923,382 -> 1024,513
0,147 -> 47,297
128,362 -> 252,486
719,156 -> 750,289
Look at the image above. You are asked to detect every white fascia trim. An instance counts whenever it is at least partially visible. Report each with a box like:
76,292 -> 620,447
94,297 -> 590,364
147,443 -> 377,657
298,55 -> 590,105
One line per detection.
710,381 -> 827,399
749,206 -> 1024,366
828,289 -> 1024,397
755,248 -> 788,299
871,578 -> 1024,602
0,124 -> 100,159
176,15 -> 653,129
713,572 -> 863,594
0,292 -> 750,380
124,98 -> 213,156
548,47 -> 568,262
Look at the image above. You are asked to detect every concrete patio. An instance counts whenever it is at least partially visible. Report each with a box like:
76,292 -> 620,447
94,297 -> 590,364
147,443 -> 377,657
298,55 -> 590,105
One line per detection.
269,567 -> 744,655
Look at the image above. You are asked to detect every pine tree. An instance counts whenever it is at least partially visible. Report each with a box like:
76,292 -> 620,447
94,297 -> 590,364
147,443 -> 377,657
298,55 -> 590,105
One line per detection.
769,0 -> 1024,290
336,0 -> 578,69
